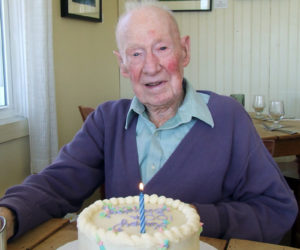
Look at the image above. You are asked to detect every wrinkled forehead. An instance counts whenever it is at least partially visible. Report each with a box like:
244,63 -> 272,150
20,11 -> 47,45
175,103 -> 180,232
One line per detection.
116,6 -> 180,54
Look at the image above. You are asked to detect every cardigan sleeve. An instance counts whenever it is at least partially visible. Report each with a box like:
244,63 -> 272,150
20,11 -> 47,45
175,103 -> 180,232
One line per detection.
0,108 -> 106,239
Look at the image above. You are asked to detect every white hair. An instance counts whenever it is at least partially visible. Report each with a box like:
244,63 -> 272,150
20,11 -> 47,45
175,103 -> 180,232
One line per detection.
115,0 -> 177,52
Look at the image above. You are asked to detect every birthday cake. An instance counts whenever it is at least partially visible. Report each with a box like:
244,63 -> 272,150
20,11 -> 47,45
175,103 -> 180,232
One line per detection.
77,194 -> 202,250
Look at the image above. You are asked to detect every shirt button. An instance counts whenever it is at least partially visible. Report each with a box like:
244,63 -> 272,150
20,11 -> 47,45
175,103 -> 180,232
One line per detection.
151,165 -> 156,170
154,131 -> 158,136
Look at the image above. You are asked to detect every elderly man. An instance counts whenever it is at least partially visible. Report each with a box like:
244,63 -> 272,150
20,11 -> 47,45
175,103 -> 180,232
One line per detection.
0,0 -> 297,244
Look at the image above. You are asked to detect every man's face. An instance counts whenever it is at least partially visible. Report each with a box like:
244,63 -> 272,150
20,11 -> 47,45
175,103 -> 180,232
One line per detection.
116,8 -> 190,110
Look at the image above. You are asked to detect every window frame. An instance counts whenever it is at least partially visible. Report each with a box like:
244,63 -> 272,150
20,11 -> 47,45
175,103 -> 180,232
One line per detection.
0,0 -> 28,143
0,1 -> 7,108
0,0 -> 17,119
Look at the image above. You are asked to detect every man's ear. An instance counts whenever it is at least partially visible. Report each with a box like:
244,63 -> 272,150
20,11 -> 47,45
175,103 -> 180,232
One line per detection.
180,36 -> 191,67
113,50 -> 130,78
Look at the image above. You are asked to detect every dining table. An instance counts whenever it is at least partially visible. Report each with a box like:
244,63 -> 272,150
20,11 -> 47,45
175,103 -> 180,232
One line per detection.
7,218 -> 300,250
250,113 -> 300,158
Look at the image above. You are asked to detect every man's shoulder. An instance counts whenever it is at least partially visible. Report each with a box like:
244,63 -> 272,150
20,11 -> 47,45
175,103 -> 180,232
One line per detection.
196,90 -> 240,109
83,99 -> 133,129
200,91 -> 251,123
95,99 -> 132,115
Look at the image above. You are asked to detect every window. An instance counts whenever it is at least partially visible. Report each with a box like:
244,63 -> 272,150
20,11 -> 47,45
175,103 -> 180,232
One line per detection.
0,0 -> 7,108
0,0 -> 17,119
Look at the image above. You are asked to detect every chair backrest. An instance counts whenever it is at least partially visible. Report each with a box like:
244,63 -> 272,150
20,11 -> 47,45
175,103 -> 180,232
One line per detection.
78,105 -> 105,199
78,105 -> 95,121
262,139 -> 275,156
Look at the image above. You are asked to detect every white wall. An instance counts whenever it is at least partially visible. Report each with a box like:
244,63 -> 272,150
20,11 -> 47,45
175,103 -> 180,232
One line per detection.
120,0 -> 300,118
53,0 -> 119,147
0,136 -> 30,196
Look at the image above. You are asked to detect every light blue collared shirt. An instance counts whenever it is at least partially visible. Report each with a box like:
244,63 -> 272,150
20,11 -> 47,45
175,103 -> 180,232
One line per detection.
125,80 -> 214,184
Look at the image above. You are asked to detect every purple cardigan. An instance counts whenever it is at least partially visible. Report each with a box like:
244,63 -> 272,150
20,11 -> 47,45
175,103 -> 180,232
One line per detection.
0,91 -> 297,243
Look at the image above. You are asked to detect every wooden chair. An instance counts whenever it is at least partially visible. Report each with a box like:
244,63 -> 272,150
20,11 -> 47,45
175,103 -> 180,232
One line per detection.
262,138 -> 300,247
262,139 -> 275,156
78,105 -> 105,199
78,105 -> 95,121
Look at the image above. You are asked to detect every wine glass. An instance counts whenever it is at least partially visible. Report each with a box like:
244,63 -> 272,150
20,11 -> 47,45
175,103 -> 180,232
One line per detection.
269,100 -> 285,128
252,95 -> 265,118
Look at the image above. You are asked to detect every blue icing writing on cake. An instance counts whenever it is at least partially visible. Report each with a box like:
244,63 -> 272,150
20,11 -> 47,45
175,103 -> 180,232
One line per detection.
77,194 -> 202,250
100,204 -> 172,232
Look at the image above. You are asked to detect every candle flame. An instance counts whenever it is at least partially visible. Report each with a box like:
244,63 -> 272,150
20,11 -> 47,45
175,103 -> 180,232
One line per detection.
139,182 -> 144,191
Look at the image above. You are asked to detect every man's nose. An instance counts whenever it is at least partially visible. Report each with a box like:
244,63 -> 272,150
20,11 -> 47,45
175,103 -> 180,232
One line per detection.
142,52 -> 161,74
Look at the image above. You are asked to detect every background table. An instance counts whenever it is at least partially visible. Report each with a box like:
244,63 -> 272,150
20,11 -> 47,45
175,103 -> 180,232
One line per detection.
251,115 -> 300,157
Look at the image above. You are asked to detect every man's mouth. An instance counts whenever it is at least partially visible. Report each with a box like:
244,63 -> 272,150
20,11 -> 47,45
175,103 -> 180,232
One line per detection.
145,81 -> 165,87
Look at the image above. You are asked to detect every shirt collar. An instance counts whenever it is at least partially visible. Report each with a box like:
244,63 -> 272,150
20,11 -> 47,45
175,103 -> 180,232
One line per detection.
125,95 -> 145,129
180,79 -> 214,127
125,79 -> 214,129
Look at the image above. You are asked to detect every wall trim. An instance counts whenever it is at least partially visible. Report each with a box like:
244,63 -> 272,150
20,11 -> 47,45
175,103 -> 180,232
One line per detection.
0,116 -> 29,143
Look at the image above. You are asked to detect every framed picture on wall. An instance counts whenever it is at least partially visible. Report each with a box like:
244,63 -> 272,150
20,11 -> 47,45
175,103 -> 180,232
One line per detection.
159,0 -> 212,11
61,0 -> 102,22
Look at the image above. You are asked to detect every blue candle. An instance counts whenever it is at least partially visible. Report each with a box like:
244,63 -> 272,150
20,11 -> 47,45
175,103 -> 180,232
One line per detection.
139,182 -> 146,234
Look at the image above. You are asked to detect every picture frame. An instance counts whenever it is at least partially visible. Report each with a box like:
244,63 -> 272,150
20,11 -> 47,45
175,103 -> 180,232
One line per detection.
158,0 -> 212,11
61,0 -> 102,22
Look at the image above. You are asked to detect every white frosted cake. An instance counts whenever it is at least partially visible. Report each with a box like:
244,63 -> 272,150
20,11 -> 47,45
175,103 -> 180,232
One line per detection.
77,194 -> 202,250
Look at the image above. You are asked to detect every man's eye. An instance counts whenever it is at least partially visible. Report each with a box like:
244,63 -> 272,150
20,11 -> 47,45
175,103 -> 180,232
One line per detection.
133,52 -> 140,57
160,46 -> 167,51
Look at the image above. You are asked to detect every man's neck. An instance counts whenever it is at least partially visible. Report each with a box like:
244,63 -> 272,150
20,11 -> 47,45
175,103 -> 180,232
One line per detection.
147,106 -> 178,128
146,92 -> 185,128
